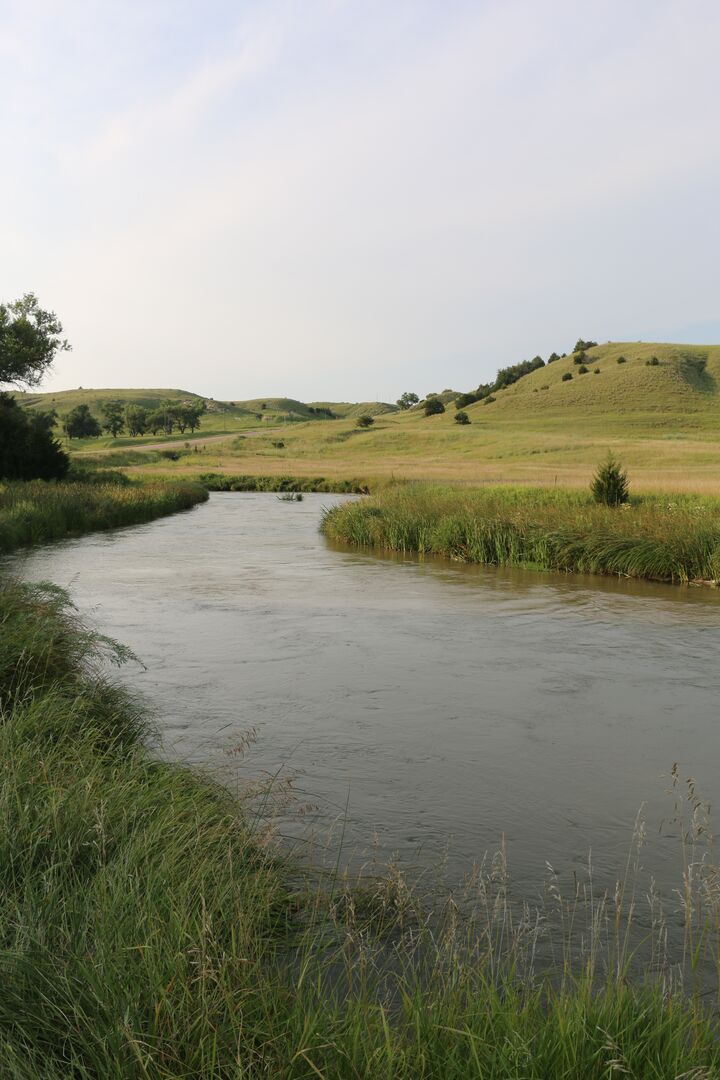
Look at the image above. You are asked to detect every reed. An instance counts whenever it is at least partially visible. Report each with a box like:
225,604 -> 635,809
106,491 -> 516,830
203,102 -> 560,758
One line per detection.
322,483 -> 720,583
0,477 -> 208,553
2,576 -> 720,1076
198,472 -> 368,493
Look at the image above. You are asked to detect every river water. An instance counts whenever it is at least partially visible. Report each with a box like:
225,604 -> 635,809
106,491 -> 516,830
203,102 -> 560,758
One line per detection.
6,493 -> 720,902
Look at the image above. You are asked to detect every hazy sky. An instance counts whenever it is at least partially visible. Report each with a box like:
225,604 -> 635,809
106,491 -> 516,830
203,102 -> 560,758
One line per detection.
2,0 -> 719,401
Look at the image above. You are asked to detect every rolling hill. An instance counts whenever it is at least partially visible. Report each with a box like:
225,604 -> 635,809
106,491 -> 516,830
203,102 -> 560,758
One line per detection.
16,343 -> 720,493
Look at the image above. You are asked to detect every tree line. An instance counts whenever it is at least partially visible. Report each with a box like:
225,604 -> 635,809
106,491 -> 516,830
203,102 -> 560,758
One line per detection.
63,399 -> 206,439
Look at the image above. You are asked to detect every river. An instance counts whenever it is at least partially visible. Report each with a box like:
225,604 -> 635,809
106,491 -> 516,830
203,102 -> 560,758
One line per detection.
6,492 -> 720,903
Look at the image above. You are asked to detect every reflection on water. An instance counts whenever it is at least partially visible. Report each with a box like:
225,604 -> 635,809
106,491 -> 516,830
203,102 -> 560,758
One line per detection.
6,493 -> 720,899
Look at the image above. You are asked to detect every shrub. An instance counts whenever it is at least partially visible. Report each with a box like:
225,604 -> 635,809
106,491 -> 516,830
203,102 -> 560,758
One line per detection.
617,355 -> 627,364
455,392 -> 480,409
646,356 -> 660,366
573,351 -> 587,365
356,415 -> 375,428
0,394 -> 69,480
483,394 -> 496,405
594,368 -> 600,374
423,397 -> 445,417
561,372 -> 573,382
591,454 -> 629,506
454,410 -> 470,425
271,440 -> 285,448
578,364 -> 589,374
574,338 -> 598,352
547,352 -> 560,364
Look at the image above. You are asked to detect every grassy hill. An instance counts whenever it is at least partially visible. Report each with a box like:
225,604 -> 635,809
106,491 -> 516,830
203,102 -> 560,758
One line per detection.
479,343 -> 719,417
25,344 -> 720,493
17,388 -> 397,424
91,342 -> 720,494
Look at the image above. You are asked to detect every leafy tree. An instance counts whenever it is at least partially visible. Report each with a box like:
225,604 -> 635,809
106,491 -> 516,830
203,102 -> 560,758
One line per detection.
101,400 -> 125,437
146,410 -> 165,435
423,397 -> 445,416
454,410 -> 470,425
356,414 -> 375,428
396,392 -> 419,410
0,394 -> 68,479
125,405 -> 149,437
455,391 -> 480,409
64,404 -> 101,439
573,338 -> 597,352
547,352 -> 560,364
0,293 -> 70,387
591,454 -> 629,506
175,403 -> 204,433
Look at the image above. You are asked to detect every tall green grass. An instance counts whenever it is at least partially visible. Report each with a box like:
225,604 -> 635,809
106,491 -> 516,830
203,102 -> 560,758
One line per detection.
0,477 -> 208,552
198,472 -> 368,493
2,577 -> 720,1076
322,483 -> 720,583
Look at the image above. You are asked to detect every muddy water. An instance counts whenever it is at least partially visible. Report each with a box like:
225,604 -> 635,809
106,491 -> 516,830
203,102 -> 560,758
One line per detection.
7,493 -> 720,897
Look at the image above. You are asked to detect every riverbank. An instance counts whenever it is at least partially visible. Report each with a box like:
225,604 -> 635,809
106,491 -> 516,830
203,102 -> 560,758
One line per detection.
196,471 -> 369,493
322,482 -> 720,584
0,475 -> 208,552
3,571 -> 720,1076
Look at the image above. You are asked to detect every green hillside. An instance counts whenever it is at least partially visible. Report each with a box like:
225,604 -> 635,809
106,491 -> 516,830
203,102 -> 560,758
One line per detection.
473,342 -> 720,418
17,388 -> 397,423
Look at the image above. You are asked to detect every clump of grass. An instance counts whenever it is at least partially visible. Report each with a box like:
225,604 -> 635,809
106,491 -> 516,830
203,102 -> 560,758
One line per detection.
322,483 -> 720,583
3,578 -> 720,1076
0,478 -> 208,552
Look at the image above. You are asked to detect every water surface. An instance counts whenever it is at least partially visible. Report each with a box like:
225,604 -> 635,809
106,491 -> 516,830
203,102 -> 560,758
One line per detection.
7,493 -> 720,898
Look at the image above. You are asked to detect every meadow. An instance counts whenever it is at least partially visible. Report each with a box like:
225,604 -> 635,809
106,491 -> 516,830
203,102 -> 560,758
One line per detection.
322,483 -> 720,583
2,574 -> 720,1078
55,342 -> 720,495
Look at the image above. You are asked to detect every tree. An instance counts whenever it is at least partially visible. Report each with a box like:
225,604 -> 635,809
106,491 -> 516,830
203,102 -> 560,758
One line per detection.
573,338 -> 597,353
101,400 -> 125,437
125,405 -> 149,437
591,454 -> 629,506
172,403 -> 204,434
146,410 -> 165,435
64,404 -> 101,439
423,397 -> 445,416
0,394 -> 68,479
396,392 -> 419,410
0,293 -> 70,388
455,410 -> 470,425
356,414 -> 374,428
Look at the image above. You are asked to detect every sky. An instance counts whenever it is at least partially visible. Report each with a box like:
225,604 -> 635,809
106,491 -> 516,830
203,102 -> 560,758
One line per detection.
2,0 -> 720,402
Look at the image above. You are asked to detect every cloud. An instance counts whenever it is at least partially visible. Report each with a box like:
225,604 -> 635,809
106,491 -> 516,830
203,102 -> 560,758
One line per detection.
2,0 -> 720,399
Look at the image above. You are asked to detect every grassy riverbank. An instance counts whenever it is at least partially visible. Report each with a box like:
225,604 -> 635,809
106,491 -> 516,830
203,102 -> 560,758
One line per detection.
322,483 -> 720,583
196,472 -> 368,493
3,576 -> 720,1076
0,476 -> 208,552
